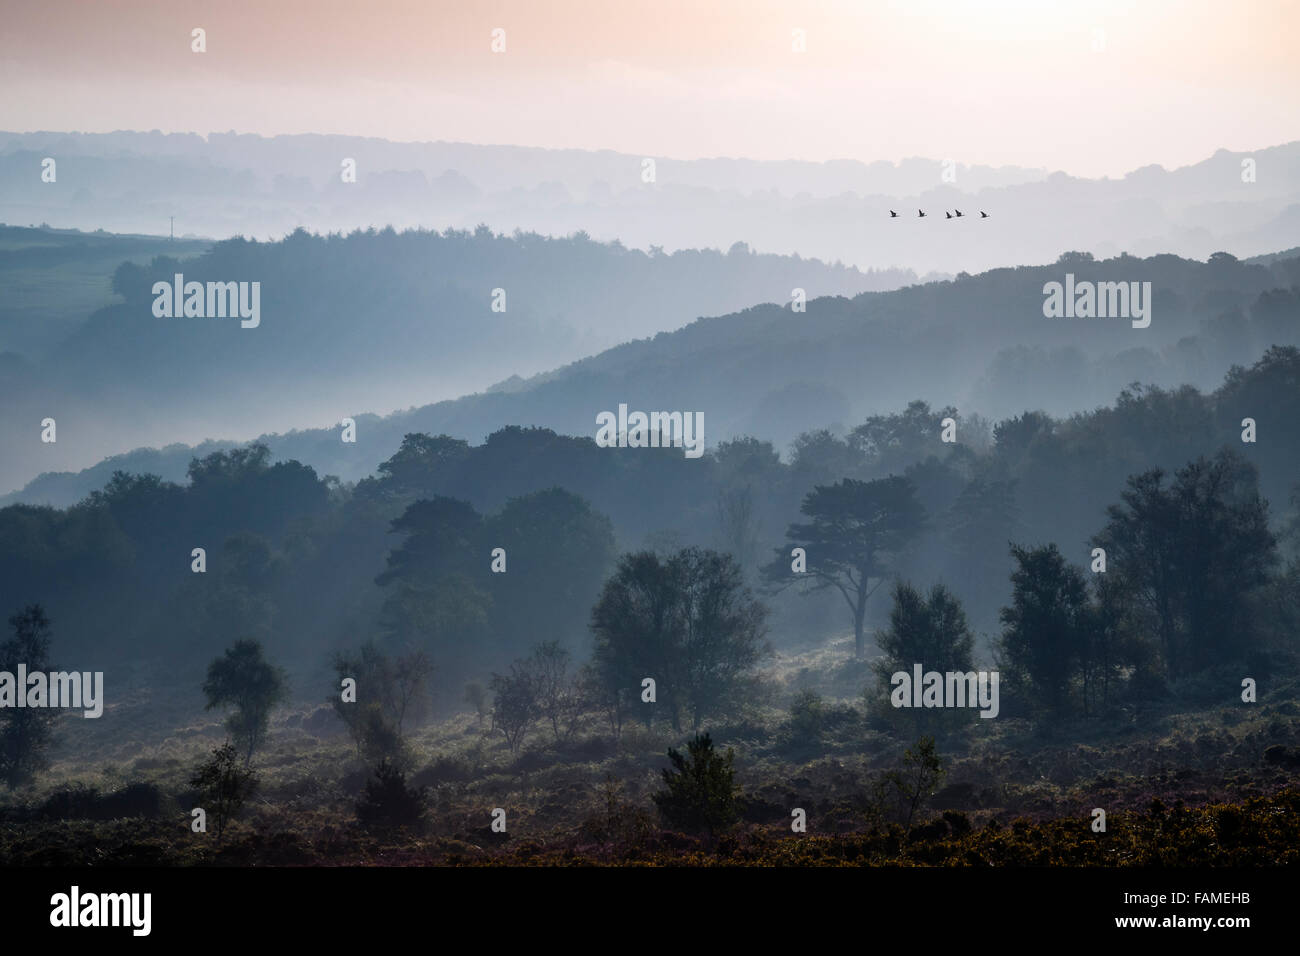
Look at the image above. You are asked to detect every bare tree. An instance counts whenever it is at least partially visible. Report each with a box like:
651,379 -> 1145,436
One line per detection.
527,641 -> 584,742
489,665 -> 538,755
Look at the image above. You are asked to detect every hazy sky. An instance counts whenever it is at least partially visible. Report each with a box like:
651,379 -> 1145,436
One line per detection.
2,0 -> 1297,177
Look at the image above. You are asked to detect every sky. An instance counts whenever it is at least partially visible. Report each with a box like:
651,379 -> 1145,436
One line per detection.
1,0 -> 1297,177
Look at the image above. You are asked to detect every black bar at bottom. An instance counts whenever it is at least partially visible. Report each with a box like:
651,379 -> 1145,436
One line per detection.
4,865 -> 1280,942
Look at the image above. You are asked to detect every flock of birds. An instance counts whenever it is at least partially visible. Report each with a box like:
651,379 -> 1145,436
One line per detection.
890,209 -> 989,218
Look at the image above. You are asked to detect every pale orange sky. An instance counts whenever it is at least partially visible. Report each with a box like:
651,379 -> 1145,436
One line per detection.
1,0 -> 1297,176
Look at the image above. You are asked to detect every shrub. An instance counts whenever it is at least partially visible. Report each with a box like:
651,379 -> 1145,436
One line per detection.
411,754 -> 476,788
355,760 -> 427,831
39,784 -> 102,820
788,689 -> 825,745
97,782 -> 168,819
652,732 -> 740,835
581,774 -> 654,850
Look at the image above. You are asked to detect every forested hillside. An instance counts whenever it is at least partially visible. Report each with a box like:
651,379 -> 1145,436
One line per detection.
8,243 -> 1297,508
0,225 -> 908,495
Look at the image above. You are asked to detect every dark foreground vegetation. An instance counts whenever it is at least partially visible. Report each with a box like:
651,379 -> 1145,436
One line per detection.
2,743 -> 1296,866
1,640 -> 1296,866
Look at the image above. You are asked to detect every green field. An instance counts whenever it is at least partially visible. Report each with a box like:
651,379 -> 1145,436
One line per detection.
0,224 -> 209,358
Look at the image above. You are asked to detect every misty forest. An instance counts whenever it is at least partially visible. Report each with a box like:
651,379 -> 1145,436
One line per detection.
2,131 -> 1299,867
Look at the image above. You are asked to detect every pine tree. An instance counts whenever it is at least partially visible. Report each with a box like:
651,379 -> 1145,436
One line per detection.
652,732 -> 740,835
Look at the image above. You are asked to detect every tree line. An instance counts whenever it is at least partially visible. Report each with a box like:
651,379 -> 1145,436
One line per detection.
0,348 -> 1297,703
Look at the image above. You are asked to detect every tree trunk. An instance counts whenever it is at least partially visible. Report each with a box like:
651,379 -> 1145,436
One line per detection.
854,593 -> 868,658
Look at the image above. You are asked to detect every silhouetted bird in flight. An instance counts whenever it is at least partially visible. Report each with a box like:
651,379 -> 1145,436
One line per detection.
944,211 -> 953,219
889,210 -> 898,217
917,209 -> 926,217
979,211 -> 989,218
954,209 -> 964,217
